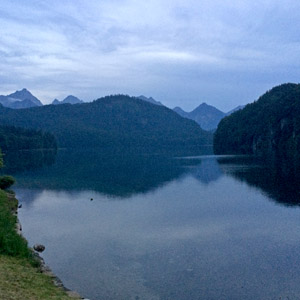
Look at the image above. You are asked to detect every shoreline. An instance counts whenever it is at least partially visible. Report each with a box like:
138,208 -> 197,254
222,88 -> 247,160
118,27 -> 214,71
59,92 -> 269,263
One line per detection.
9,191 -> 87,300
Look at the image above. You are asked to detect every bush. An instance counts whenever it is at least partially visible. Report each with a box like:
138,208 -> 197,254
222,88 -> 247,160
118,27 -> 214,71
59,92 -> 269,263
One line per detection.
0,176 -> 15,190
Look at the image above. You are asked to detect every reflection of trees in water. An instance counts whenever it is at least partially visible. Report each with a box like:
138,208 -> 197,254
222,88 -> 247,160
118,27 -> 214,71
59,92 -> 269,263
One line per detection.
8,150 -> 299,206
2,149 -> 57,173
8,150 -> 198,198
218,156 -> 300,206
7,148 -> 224,200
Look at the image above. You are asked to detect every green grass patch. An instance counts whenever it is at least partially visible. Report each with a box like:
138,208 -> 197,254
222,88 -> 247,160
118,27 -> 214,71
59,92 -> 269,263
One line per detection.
0,190 -> 33,260
0,255 -> 78,300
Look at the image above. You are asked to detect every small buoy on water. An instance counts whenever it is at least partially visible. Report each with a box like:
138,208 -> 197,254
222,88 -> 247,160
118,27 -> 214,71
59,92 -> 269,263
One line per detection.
90,198 -> 93,201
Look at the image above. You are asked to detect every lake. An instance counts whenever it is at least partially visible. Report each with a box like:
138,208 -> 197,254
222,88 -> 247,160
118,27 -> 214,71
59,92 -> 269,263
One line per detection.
5,149 -> 300,300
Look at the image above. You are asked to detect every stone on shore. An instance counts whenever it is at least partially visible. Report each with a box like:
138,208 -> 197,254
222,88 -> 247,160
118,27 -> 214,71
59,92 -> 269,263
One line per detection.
33,244 -> 45,252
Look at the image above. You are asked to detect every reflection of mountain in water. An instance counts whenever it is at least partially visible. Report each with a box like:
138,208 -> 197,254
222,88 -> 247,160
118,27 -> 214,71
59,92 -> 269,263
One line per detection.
8,150 -> 205,198
178,156 -> 223,184
190,157 -> 222,184
218,156 -> 300,206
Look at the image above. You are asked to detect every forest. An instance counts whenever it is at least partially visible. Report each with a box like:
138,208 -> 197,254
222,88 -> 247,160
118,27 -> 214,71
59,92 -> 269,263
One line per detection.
214,83 -> 300,175
0,95 -> 212,155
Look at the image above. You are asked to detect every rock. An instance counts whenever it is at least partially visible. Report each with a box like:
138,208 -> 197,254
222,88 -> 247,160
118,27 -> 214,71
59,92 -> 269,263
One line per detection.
33,244 -> 45,252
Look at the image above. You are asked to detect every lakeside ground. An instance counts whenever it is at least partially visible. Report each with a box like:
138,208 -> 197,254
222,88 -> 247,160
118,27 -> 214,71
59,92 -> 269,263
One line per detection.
0,190 -> 81,300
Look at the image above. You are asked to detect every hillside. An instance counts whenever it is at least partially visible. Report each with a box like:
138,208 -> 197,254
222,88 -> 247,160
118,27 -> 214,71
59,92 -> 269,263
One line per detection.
214,83 -> 300,169
0,95 -> 212,154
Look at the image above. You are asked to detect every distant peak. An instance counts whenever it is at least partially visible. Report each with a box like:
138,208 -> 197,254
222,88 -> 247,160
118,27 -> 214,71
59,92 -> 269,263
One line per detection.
137,95 -> 163,106
14,88 -> 32,95
52,95 -> 83,105
7,88 -> 42,105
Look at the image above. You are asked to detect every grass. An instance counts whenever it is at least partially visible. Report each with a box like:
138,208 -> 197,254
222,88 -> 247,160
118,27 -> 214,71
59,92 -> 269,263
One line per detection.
0,190 -> 33,261
0,190 -> 80,299
0,256 -> 77,300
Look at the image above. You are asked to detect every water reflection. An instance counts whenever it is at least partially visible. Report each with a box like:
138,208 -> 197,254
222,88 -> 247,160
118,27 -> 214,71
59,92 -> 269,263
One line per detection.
15,153 -> 300,300
2,149 -> 57,173
190,156 -> 222,184
5,149 -> 300,207
5,149 -> 227,199
217,156 -> 300,206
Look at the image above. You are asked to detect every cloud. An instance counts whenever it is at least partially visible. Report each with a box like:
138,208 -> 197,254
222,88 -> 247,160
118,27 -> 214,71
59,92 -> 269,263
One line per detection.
0,0 -> 300,110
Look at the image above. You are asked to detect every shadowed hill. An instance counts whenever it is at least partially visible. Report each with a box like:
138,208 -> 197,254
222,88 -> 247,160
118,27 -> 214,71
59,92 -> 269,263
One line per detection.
0,95 -> 212,155
214,83 -> 300,157
214,83 -> 300,180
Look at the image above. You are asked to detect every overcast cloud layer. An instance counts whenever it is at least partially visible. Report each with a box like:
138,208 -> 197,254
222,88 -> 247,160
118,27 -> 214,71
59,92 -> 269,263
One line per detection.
0,0 -> 300,111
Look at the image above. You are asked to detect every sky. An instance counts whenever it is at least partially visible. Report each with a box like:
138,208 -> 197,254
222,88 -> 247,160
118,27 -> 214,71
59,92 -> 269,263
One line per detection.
0,0 -> 300,111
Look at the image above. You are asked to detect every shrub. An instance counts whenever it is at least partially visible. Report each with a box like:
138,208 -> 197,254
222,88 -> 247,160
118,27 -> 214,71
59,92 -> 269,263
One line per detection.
0,176 -> 15,190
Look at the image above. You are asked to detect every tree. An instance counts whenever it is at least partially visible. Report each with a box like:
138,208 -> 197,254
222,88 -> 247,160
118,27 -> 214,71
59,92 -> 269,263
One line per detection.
0,148 -> 15,190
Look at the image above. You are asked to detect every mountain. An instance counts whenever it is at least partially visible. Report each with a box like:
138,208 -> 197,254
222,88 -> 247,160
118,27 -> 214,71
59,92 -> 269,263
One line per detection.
214,83 -> 300,173
9,99 -> 41,109
0,94 -> 212,155
173,103 -> 226,131
226,105 -> 245,115
188,103 -> 226,131
52,99 -> 60,105
52,95 -> 84,105
138,95 -> 163,106
0,88 -> 43,109
173,106 -> 189,118
173,103 -> 246,131
8,88 -> 42,106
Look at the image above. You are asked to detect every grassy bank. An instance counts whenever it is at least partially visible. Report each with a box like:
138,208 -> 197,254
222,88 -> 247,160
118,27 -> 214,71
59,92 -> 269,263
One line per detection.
0,190 -> 80,299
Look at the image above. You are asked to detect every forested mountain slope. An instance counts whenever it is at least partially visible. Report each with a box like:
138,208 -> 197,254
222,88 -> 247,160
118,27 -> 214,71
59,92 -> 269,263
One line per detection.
214,84 -> 300,164
0,95 -> 212,154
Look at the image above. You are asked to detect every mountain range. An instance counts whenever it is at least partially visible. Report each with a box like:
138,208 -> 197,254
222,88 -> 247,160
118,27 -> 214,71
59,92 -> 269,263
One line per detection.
173,103 -> 245,131
52,95 -> 84,105
0,89 -> 244,131
0,89 -> 84,109
0,94 -> 212,154
138,95 -> 244,131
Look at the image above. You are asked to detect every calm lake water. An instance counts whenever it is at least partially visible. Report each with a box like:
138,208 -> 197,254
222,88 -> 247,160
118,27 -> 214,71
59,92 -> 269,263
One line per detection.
5,149 -> 300,300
